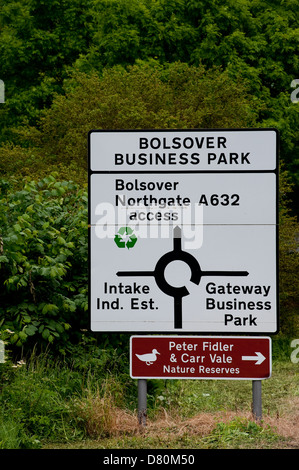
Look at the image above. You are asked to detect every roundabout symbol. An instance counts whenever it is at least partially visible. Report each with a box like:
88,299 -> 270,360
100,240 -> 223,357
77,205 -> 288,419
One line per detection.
117,226 -> 249,329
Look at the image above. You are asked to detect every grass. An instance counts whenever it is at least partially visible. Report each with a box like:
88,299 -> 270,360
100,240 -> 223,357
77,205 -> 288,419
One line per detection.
41,411 -> 286,450
47,357 -> 297,450
0,337 -> 299,449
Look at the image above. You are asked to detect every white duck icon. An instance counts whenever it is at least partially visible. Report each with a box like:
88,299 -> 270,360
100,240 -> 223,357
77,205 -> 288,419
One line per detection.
135,349 -> 160,365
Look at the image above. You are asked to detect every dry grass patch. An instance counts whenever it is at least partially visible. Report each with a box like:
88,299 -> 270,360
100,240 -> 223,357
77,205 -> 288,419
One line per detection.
74,374 -> 299,449
44,404 -> 298,449
78,402 -> 287,441
78,393 -> 138,438
263,396 -> 299,447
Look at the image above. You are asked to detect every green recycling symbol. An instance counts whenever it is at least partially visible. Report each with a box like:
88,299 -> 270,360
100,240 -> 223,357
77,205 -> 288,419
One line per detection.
114,227 -> 137,249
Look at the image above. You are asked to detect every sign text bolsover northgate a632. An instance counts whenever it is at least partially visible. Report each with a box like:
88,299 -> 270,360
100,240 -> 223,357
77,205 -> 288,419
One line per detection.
130,336 -> 272,380
88,129 -> 279,334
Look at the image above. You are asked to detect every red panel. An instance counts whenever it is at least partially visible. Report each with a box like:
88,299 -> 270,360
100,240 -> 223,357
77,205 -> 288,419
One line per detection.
130,336 -> 271,380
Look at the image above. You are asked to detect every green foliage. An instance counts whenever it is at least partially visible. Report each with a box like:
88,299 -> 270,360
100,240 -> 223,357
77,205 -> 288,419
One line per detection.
0,0 -> 297,449
0,0 -> 93,139
0,65 -> 298,344
0,358 -> 81,445
0,343 -> 133,447
17,61 -> 257,172
1,0 -> 297,174
0,175 -> 88,349
0,143 -> 86,187
0,341 -> 296,448
81,0 -> 299,177
0,412 -> 41,449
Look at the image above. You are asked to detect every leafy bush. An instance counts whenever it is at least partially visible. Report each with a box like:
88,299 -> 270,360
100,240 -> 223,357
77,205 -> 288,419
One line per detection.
0,144 -> 86,185
1,0 -> 297,189
0,344 -> 134,447
18,62 -> 258,173
0,355 -> 83,445
0,175 -> 88,351
0,412 -> 41,449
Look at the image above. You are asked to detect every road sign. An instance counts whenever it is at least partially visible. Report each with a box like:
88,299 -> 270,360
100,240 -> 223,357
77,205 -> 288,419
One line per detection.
89,129 -> 278,333
130,336 -> 272,380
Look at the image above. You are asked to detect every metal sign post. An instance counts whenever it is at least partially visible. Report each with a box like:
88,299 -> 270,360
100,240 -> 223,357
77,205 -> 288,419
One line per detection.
137,380 -> 263,424
137,379 -> 147,427
252,380 -> 262,421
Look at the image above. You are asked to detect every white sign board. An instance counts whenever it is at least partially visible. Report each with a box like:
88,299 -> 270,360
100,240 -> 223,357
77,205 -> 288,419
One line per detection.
88,129 -> 278,333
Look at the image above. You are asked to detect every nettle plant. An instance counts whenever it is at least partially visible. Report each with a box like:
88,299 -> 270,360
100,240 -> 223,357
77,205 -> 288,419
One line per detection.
0,175 -> 88,349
